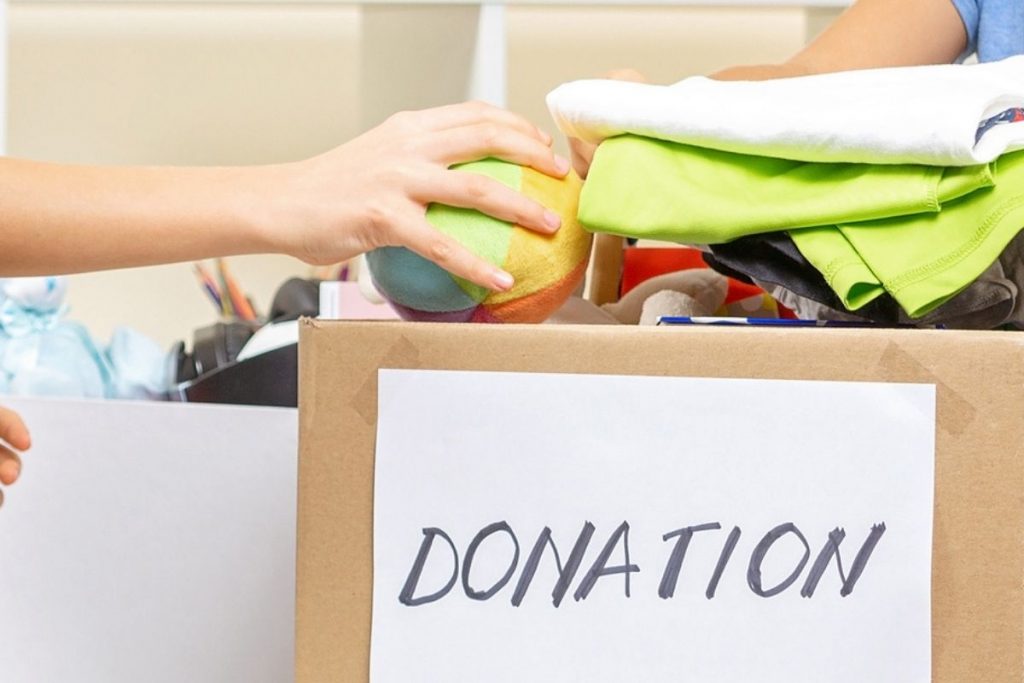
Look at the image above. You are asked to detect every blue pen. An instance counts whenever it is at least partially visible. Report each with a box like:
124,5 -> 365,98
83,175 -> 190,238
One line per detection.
657,316 -> 894,328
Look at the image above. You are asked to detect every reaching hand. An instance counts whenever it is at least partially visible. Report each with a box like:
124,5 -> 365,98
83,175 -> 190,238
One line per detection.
269,101 -> 571,292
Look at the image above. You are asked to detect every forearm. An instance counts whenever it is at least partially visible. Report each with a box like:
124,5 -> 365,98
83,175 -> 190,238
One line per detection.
711,63 -> 814,81
0,102 -> 567,290
710,0 -> 968,82
0,158 -> 283,276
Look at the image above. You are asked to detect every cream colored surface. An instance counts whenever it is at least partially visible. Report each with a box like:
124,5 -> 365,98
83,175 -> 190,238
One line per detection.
7,2 -> 807,348
507,6 -> 806,140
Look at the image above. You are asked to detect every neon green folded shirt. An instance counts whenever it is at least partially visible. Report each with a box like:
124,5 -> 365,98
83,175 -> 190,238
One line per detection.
580,134 -> 1024,318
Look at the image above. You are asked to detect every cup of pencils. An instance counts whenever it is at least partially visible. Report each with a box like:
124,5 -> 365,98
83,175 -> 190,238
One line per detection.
193,259 -> 261,326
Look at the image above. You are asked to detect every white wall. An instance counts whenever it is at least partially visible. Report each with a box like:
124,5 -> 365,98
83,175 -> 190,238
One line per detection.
7,1 -> 813,347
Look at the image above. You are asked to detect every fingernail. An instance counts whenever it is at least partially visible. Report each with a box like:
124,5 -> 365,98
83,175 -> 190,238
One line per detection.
492,270 -> 515,291
555,156 -> 571,175
544,210 -> 562,231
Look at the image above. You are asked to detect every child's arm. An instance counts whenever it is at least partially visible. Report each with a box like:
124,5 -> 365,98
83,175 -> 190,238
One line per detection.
0,101 -> 568,294
715,0 -> 969,80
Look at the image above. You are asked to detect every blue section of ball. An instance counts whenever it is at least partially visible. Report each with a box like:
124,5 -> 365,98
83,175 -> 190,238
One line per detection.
366,246 -> 480,313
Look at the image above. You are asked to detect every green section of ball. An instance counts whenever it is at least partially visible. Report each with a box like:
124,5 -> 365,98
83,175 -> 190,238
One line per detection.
426,159 -> 521,302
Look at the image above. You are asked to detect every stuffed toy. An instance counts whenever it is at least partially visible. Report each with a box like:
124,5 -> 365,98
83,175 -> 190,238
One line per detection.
601,269 -> 728,325
547,269 -> 784,325
366,159 -> 592,323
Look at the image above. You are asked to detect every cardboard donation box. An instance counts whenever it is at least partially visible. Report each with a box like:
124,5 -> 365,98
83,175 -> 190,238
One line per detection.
296,320 -> 1024,683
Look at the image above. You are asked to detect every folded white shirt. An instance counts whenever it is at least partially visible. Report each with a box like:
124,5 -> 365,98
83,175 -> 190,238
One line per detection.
547,56 -> 1024,166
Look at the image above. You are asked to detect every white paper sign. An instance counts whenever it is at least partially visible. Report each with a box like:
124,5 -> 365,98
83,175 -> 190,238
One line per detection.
0,397 -> 297,683
372,370 -> 935,683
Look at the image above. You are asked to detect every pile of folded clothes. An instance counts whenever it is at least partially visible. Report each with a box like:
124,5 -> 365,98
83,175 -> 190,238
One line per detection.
549,56 -> 1024,328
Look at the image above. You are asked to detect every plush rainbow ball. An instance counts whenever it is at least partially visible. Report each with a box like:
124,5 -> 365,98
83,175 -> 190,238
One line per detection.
366,159 -> 591,323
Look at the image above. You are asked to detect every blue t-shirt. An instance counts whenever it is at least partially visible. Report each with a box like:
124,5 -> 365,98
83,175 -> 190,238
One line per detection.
951,0 -> 1024,62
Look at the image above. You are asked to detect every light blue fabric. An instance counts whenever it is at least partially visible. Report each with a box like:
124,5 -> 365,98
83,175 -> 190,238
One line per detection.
951,0 -> 1024,62
0,277 -> 169,399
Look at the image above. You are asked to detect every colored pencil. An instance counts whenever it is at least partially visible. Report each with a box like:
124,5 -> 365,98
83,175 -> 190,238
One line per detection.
217,258 -> 257,322
192,262 -> 224,314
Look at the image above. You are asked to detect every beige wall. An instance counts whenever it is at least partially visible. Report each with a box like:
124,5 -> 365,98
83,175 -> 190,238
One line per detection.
7,1 -> 812,348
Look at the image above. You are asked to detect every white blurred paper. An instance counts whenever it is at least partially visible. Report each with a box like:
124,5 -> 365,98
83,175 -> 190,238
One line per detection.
0,397 -> 297,683
372,370 -> 934,683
